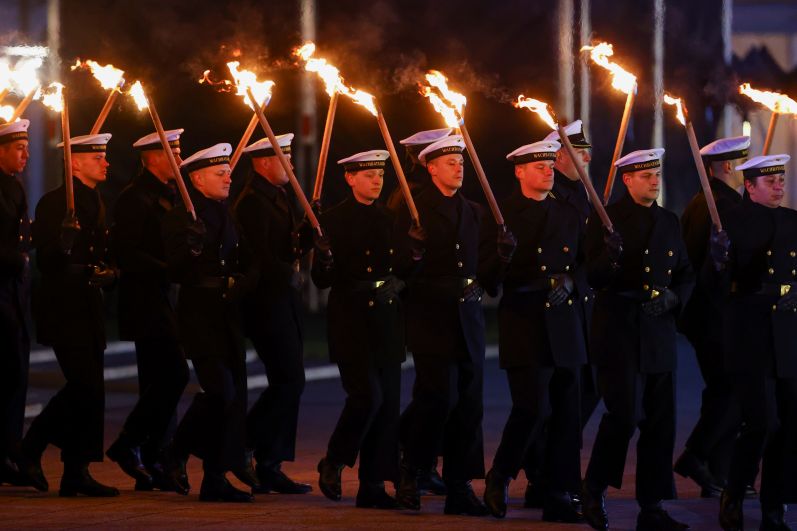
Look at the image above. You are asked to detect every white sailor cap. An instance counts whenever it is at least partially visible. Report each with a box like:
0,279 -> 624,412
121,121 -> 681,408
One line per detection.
543,119 -> 591,149
57,133 -> 112,153
243,133 -> 294,158
506,140 -> 561,165
700,136 -> 750,162
0,119 -> 29,145
400,128 -> 452,149
735,154 -> 790,180
180,143 -> 232,173
615,148 -> 665,174
418,134 -> 465,164
337,150 -> 389,172
133,129 -> 184,151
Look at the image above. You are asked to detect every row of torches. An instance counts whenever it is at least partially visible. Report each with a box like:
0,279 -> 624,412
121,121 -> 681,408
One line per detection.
1,42 -> 796,235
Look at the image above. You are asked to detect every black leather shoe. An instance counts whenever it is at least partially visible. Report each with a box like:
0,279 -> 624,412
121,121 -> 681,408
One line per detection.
0,458 -> 26,486
444,481 -> 489,516
524,481 -> 545,508
637,506 -> 691,531
317,457 -> 343,501
17,455 -> 48,492
674,450 -> 724,497
760,503 -> 791,531
582,481 -> 609,530
106,439 -> 152,485
199,476 -> 253,503
418,466 -> 447,496
396,462 -> 421,510
719,490 -> 744,531
483,469 -> 509,518
161,447 -> 190,495
256,463 -> 312,494
356,482 -> 399,509
135,462 -> 176,492
231,459 -> 262,491
543,491 -> 585,523
59,464 -> 119,497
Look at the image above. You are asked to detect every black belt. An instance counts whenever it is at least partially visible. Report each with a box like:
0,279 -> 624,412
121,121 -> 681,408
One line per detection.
615,288 -> 661,301
343,279 -> 388,292
415,276 -> 475,290
731,282 -> 793,297
187,276 -> 235,290
505,278 -> 552,293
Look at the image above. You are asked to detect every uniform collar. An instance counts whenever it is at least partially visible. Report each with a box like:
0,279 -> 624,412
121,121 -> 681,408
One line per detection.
250,173 -> 286,200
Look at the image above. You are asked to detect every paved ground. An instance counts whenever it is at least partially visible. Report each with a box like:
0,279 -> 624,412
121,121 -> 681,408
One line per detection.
2,336 -> 792,530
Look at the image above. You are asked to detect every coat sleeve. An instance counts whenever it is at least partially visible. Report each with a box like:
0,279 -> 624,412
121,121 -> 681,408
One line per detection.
310,211 -> 335,289
585,211 -> 618,289
477,214 -> 504,297
670,216 -> 696,312
160,208 -> 196,282
233,194 -> 294,285
111,192 -> 168,278
33,192 -> 73,276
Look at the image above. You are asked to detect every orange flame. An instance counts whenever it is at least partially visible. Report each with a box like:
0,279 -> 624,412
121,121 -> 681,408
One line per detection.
663,94 -> 686,125
739,83 -> 797,115
127,81 -> 148,111
0,106 -> 12,122
419,70 -> 466,128
226,61 -> 275,111
580,42 -> 637,95
514,95 -> 557,130
0,59 -> 11,92
71,59 -> 125,91
8,57 -> 42,95
294,42 -> 377,116
39,82 -> 64,113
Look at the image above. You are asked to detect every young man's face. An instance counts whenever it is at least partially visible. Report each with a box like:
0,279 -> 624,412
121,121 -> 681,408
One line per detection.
555,147 -> 591,180
623,167 -> 661,206
142,147 -> 182,182
745,173 -> 785,208
253,155 -> 291,186
0,140 -> 29,175
427,154 -> 464,196
516,159 -> 555,197
191,164 -> 232,200
345,168 -> 384,204
73,152 -> 109,187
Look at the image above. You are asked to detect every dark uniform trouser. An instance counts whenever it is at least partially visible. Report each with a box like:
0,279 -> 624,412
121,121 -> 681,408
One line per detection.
172,354 -> 247,476
402,351 -> 485,482
0,310 -> 29,460
727,371 -> 797,506
684,336 -> 740,479
24,344 -> 105,463
585,365 -> 676,504
246,326 -> 305,463
494,365 -> 581,493
327,361 -> 401,482
123,336 -> 189,459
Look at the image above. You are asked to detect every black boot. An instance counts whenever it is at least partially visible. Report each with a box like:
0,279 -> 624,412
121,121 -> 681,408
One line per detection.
444,480 -> 489,517
231,452 -> 262,492
396,462 -> 420,510
136,460 -> 174,492
256,461 -> 312,494
356,481 -> 399,509
524,481 -> 545,508
417,465 -> 447,496
543,490 -> 585,523
674,449 -> 723,498
483,468 -> 509,518
581,480 -> 609,530
59,462 -> 119,497
760,503 -> 791,531
719,490 -> 744,531
317,457 -> 343,501
17,445 -> 48,492
106,434 -> 152,485
637,504 -> 690,531
0,457 -> 26,486
198,474 -> 253,503
161,444 -> 190,495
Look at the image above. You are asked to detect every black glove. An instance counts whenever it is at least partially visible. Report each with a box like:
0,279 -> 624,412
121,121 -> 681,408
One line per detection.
88,262 -> 117,288
776,284 -> 797,312
310,199 -> 322,217
186,218 -> 206,257
59,215 -> 81,255
408,223 -> 427,262
314,230 -> 334,269
375,275 -> 406,304
224,273 -> 247,304
547,273 -> 574,306
289,261 -> 305,290
604,229 -> 623,267
293,218 -> 315,258
497,226 -> 517,263
641,286 -> 679,317
462,280 -> 484,303
709,226 -> 731,271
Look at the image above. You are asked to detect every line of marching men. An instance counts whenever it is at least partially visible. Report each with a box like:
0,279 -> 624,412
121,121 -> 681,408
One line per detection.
0,115 -> 794,531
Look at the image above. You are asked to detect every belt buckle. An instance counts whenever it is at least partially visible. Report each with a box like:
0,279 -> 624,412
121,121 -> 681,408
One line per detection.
464,278 -> 474,286
781,284 -> 791,297
374,280 -> 385,289
650,288 -> 660,300
227,276 -> 236,290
